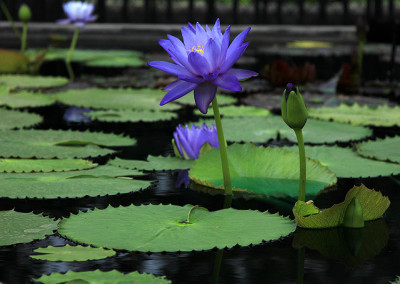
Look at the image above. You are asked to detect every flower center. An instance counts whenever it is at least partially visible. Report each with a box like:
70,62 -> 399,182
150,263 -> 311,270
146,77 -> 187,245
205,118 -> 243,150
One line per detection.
189,44 -> 204,54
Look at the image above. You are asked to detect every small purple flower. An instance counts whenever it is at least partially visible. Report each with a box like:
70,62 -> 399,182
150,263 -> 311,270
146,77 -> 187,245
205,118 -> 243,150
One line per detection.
58,1 -> 96,26
173,124 -> 219,159
148,19 -> 258,114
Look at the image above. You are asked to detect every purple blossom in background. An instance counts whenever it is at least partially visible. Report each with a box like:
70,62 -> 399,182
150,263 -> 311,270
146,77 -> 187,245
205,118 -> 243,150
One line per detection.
173,124 -> 219,159
148,19 -> 258,113
58,1 -> 96,26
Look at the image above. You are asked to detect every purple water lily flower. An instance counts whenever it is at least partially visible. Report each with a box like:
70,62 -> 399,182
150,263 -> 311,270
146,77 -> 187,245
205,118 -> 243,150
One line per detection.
148,19 -> 258,113
58,1 -> 96,26
173,124 -> 219,159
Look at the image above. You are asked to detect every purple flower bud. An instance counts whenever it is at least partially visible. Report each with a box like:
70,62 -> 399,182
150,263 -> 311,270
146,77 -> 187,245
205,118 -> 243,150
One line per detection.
57,1 -> 96,26
284,83 -> 297,101
173,123 -> 219,159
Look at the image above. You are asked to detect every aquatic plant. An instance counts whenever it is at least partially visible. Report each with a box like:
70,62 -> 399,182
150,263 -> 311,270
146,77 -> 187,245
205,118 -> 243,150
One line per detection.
18,4 -> 31,53
57,1 -> 96,80
172,123 -> 219,160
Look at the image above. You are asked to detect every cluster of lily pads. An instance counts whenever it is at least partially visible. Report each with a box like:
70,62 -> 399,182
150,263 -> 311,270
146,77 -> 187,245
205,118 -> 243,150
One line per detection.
0,1 -> 399,283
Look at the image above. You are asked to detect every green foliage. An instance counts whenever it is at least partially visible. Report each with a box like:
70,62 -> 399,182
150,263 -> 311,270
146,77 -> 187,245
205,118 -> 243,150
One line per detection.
356,136 -> 400,164
0,129 -> 135,158
31,245 -> 115,261
390,276 -> 400,284
309,104 -> 400,127
0,108 -> 42,129
87,109 -> 177,123
0,210 -> 58,246
189,143 -> 336,198
0,158 -> 96,173
293,184 -> 390,228
0,75 -> 68,89
194,105 -> 270,117
285,145 -> 400,177
110,156 -> 194,171
0,165 -> 151,199
34,270 -> 171,284
0,87 -> 56,108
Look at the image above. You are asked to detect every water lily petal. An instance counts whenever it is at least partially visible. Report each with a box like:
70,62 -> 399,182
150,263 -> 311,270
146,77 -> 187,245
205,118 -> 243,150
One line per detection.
160,81 -> 197,105
220,42 -> 249,74
175,125 -> 197,158
188,52 -> 210,76
194,82 -> 217,114
162,80 -> 181,91
227,68 -> 258,80
57,19 -> 71,24
181,26 -> 196,50
204,38 -> 220,72
219,25 -> 231,66
212,73 -> 242,91
148,61 -> 192,77
195,22 -> 208,45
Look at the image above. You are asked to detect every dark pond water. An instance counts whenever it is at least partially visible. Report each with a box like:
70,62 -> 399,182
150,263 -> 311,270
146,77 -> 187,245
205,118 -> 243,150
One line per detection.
0,76 -> 400,284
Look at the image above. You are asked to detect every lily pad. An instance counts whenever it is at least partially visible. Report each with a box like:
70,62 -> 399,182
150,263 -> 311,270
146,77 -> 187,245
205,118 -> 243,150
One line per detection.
0,108 -> 43,129
177,92 -> 236,106
0,165 -> 151,199
58,204 -> 296,252
391,276 -> 400,284
0,75 -> 68,89
34,270 -> 171,284
0,210 -> 58,246
0,88 -> 56,108
285,145 -> 400,177
110,156 -> 194,171
31,245 -> 115,261
0,159 -> 97,173
55,88 -> 181,111
308,104 -> 400,127
86,109 -> 177,123
293,184 -> 390,228
189,143 -> 336,198
194,105 -> 270,117
356,136 -> 400,164
0,129 -> 135,158
197,116 -> 372,143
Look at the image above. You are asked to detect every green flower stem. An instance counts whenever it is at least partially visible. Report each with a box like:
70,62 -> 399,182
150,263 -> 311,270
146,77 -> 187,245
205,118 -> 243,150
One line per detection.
0,2 -> 21,40
212,96 -> 232,195
211,250 -> 224,284
20,22 -> 27,53
66,27 -> 80,81
294,128 -> 306,202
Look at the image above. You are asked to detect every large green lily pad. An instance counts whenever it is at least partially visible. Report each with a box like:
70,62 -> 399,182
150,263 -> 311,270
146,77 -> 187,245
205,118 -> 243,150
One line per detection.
356,136 -> 400,164
293,184 -> 390,228
0,129 -> 136,158
197,116 -> 372,143
177,92 -> 236,106
189,143 -> 336,198
309,104 -> 400,127
0,165 -> 151,199
0,88 -> 56,108
0,210 -> 58,246
58,204 -> 296,252
34,270 -> 171,284
86,109 -> 177,123
55,88 -> 181,111
0,158 -> 96,173
0,108 -> 43,129
285,145 -> 400,177
110,156 -> 194,171
195,105 -> 270,117
0,75 -> 68,89
31,245 -> 115,261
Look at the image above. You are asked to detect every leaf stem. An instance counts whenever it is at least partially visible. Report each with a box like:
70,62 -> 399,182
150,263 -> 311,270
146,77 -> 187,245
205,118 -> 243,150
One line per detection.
294,128 -> 306,202
212,96 -> 232,195
66,27 -> 80,81
21,22 -> 27,53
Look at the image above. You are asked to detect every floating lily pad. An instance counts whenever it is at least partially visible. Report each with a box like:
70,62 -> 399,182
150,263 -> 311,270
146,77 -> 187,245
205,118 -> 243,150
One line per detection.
110,156 -> 194,171
0,108 -> 43,129
177,92 -> 236,106
293,184 -> 390,228
309,104 -> 400,127
34,270 -> 171,284
55,88 -> 181,111
31,245 -> 115,261
391,276 -> 400,284
41,48 -> 145,68
0,210 -> 58,246
285,145 -> 400,177
0,129 -> 135,158
0,159 -> 96,173
356,136 -> 400,164
58,204 -> 296,252
86,109 -> 177,123
0,75 -> 68,89
197,116 -> 371,143
0,88 -> 56,108
0,165 -> 150,199
189,143 -> 336,198
194,105 -> 270,117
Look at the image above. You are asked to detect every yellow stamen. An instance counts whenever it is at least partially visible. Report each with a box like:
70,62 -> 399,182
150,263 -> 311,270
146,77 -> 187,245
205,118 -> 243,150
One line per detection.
189,44 -> 204,54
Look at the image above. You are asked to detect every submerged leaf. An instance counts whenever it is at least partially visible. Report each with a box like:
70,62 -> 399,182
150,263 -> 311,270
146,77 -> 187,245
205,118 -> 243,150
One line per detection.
31,245 -> 115,261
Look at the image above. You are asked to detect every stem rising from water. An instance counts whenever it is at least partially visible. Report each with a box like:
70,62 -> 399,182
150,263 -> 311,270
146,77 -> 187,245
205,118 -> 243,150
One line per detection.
66,27 -> 80,81
294,128 -> 306,201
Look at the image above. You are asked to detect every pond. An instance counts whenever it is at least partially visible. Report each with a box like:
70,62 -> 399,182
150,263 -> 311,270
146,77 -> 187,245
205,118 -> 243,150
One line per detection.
0,45 -> 400,283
